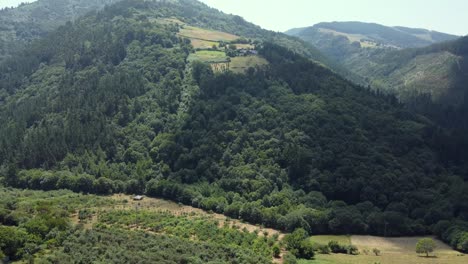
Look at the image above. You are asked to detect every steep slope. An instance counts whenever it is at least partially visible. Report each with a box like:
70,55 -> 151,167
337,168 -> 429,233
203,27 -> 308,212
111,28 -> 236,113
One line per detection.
0,0 -> 124,63
0,0 -> 353,80
0,0 -> 467,255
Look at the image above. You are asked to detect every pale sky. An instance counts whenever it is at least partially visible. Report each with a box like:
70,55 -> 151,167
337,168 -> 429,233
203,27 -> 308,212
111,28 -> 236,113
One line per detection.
1,0 -> 467,36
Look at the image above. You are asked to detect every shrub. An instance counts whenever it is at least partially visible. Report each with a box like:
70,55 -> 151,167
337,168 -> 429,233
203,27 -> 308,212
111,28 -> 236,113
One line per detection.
272,244 -> 281,258
318,244 -> 331,254
373,248 -> 381,256
283,252 -> 298,264
328,240 -> 347,254
346,244 -> 359,255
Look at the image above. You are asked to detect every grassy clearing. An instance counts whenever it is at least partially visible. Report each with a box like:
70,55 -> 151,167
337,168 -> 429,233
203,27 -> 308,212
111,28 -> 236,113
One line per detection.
179,25 -> 239,42
188,50 -> 229,63
229,55 -> 269,73
299,235 -> 467,264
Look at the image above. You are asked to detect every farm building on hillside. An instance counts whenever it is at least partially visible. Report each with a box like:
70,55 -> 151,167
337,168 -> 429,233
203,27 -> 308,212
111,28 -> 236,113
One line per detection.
238,49 -> 258,56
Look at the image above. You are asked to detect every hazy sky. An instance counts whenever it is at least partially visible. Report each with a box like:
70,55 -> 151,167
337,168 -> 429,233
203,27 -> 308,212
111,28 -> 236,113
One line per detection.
1,0 -> 467,36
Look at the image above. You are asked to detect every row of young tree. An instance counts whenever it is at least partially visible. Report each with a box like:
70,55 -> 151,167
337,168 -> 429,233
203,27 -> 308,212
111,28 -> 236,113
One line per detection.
0,188 -> 274,263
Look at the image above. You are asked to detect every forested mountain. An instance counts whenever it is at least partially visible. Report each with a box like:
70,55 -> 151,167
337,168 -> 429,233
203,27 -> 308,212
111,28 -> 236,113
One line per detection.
0,0 -> 351,78
0,0 -> 125,63
0,0 -> 467,261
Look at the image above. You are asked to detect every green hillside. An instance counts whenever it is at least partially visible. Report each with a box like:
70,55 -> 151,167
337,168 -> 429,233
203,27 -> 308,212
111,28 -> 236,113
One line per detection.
0,0 -> 124,63
0,0 -> 353,80
0,188 -> 276,263
0,0 -> 468,263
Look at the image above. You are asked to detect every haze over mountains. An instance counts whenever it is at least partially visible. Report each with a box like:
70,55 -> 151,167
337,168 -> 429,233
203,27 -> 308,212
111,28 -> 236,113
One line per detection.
286,21 -> 467,106
287,22 -> 459,49
0,0 -> 467,263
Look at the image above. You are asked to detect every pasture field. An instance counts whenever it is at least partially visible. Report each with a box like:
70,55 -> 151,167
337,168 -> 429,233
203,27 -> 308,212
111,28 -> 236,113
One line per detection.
179,25 -> 239,42
229,55 -> 269,73
300,235 -> 467,264
188,50 -> 229,63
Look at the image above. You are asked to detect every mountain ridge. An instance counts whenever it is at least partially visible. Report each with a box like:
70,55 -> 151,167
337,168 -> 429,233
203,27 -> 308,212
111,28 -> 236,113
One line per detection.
286,21 -> 459,49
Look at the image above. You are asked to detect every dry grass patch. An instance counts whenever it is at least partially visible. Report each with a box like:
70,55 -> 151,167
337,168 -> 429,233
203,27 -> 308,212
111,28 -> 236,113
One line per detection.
190,39 -> 219,49
179,25 -> 239,42
299,235 -> 467,264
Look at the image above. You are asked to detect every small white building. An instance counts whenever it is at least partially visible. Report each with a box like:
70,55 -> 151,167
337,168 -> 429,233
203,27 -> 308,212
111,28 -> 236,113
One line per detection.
133,195 -> 144,201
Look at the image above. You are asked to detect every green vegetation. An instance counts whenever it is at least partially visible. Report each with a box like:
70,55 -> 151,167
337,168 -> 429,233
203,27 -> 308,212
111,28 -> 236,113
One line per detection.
373,248 -> 381,256
0,187 -> 109,261
0,187 -> 273,263
98,210 -> 275,261
229,56 -> 269,73
0,0 -> 467,253
284,228 -> 315,259
416,238 -> 436,257
188,50 -> 229,63
0,0 -> 124,63
43,227 -> 270,263
0,1 -> 468,263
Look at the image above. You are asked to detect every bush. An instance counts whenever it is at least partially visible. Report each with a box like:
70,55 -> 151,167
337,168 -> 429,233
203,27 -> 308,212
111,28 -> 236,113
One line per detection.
328,240 -> 347,254
273,244 -> 281,258
298,239 -> 315,259
283,252 -> 298,264
346,244 -> 359,255
318,244 -> 331,254
373,248 -> 381,256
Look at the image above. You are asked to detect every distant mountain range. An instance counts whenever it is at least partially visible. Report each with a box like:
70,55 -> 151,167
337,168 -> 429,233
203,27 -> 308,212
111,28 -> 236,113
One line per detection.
286,21 -> 466,106
286,21 -> 459,50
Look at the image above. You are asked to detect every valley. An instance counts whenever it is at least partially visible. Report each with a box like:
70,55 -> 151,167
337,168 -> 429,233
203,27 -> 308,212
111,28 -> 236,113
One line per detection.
0,0 -> 467,263
2,187 -> 465,263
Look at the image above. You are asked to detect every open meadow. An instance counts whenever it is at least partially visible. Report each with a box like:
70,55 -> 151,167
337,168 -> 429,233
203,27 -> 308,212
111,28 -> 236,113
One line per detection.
301,235 -> 467,264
